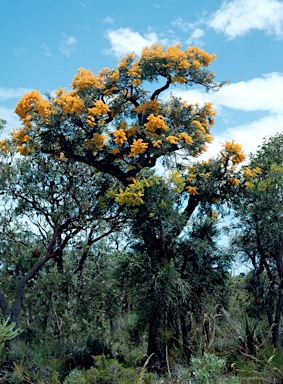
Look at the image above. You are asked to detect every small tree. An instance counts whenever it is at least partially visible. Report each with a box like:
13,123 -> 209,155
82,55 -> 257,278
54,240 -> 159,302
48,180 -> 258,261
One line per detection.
0,150 -> 123,326
231,133 -> 283,348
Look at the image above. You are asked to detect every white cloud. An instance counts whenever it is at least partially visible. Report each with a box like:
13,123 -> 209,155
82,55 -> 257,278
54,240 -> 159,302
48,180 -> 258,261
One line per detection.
105,28 -> 163,56
40,43 -> 52,57
208,0 -> 283,39
209,114 -> 283,159
190,28 -> 205,40
0,87 -> 32,101
103,16 -> 114,24
215,72 -> 283,114
171,17 -> 192,32
13,47 -> 26,57
0,107 -> 21,135
171,72 -> 283,115
169,72 -> 283,157
59,34 -> 78,57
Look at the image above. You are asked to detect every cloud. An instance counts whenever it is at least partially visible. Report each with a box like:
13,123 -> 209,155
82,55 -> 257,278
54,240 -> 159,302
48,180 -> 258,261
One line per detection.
59,34 -> 78,57
171,17 -> 192,32
40,43 -> 52,57
171,18 -> 205,44
208,0 -> 283,39
171,72 -> 283,115
0,87 -> 32,101
214,73 -> 283,114
103,16 -> 114,24
206,114 -> 283,160
105,28 -> 164,56
0,107 -> 21,134
13,47 -> 26,57
168,72 -> 283,157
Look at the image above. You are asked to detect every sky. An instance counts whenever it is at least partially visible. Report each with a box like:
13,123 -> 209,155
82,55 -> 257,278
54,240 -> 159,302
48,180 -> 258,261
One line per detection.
1,0 -> 283,159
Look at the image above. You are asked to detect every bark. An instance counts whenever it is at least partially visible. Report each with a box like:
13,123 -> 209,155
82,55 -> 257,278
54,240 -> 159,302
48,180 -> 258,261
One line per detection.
147,313 -> 166,369
271,286 -> 283,348
10,228 -> 59,324
0,289 -> 10,318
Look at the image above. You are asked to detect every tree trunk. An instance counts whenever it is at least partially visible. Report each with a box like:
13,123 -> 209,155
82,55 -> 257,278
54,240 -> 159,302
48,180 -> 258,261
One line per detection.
0,227 -> 60,325
147,317 -> 166,369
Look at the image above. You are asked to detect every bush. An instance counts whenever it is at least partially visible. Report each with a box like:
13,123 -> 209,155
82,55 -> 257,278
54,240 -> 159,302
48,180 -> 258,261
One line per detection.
63,354 -> 154,384
181,353 -> 241,384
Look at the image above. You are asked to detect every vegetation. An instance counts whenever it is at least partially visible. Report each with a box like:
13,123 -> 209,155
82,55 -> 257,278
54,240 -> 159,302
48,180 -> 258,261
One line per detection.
0,44 -> 282,382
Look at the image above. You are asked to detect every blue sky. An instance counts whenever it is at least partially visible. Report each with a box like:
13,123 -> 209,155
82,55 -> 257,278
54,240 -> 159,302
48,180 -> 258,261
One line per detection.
1,0 -> 283,158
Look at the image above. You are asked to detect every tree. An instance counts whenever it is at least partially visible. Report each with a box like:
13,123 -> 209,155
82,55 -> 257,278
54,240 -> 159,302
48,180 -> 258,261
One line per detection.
230,133 -> 283,348
0,150 -> 124,326
3,43 -> 247,367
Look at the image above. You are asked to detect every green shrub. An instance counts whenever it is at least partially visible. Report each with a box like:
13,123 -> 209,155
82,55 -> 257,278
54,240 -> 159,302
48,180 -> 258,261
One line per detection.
1,339 -> 61,384
63,354 -> 154,384
183,353 -> 241,384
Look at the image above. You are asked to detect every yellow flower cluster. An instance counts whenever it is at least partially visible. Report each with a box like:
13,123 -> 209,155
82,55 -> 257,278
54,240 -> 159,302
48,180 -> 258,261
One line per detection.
111,148 -> 120,155
113,129 -> 127,145
243,167 -> 261,178
186,186 -> 198,195
88,100 -> 108,116
141,44 -> 164,60
163,45 -> 190,70
152,140 -> 162,148
135,100 -> 160,114
140,44 -> 216,75
15,90 -> 51,126
0,140 -> 10,153
179,132 -> 193,144
87,133 -> 108,151
129,139 -> 148,157
17,146 -> 31,155
187,46 -> 216,67
229,178 -> 241,186
187,172 -> 196,183
11,128 -> 30,145
245,181 -> 255,189
115,181 -> 145,206
72,68 -> 104,90
127,61 -> 142,79
118,53 -> 137,70
87,100 -> 108,127
110,69 -> 120,82
172,76 -> 187,84
10,128 -> 31,155
144,114 -> 168,136
55,90 -> 85,115
222,140 -> 246,164
192,120 -> 204,131
166,135 -> 179,145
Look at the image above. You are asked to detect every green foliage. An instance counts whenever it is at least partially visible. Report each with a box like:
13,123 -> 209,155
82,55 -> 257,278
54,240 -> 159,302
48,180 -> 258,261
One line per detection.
0,318 -> 21,347
235,346 -> 283,383
230,133 -> 283,347
185,353 -> 237,384
1,339 -> 61,383
63,355 -> 154,384
0,318 -> 22,363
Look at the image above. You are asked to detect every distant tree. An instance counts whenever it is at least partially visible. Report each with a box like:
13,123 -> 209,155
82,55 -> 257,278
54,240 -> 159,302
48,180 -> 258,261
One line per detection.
3,44 -> 248,367
230,133 -> 283,348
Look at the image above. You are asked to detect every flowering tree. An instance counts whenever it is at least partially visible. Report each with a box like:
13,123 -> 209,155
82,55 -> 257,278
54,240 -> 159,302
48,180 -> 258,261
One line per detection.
5,44 -> 246,206
3,44 -> 250,366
